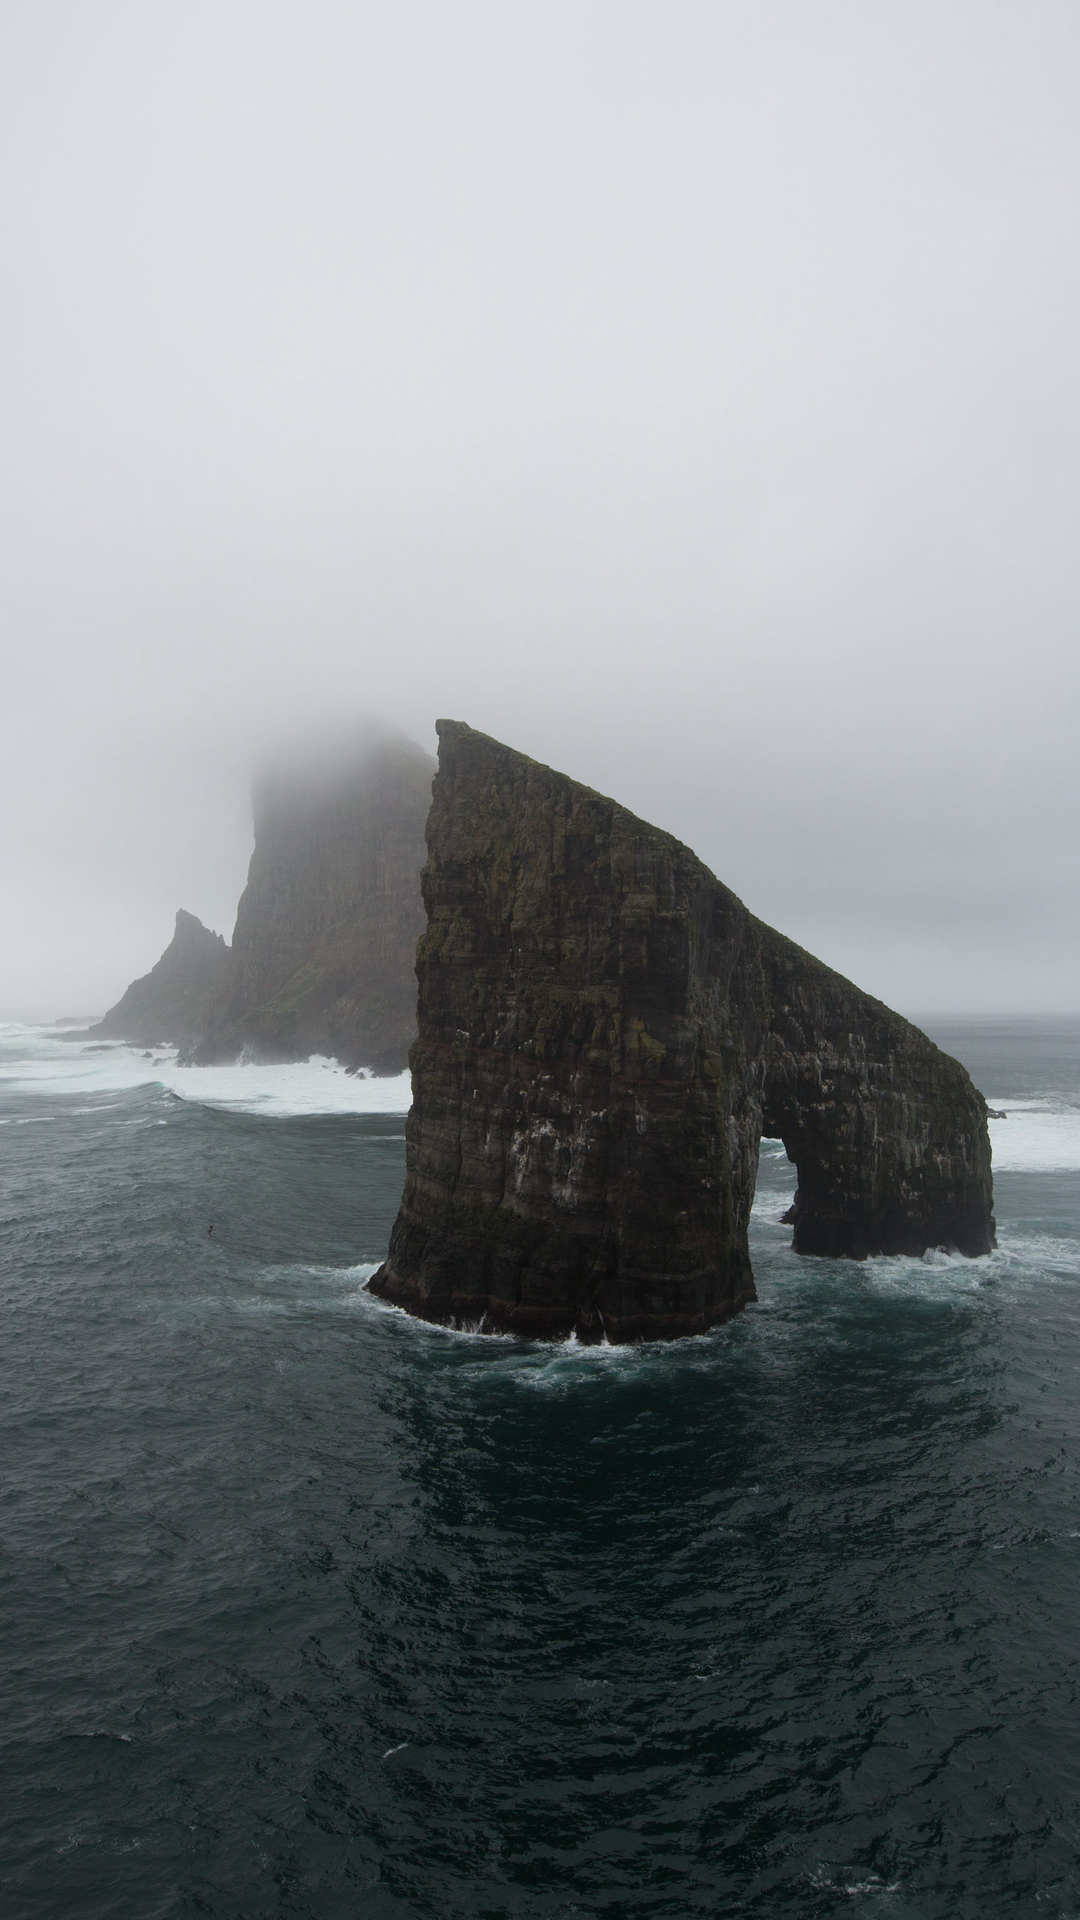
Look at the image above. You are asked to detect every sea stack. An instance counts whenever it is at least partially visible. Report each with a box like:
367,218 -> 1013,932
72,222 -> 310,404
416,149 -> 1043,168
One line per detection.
368,721 -> 995,1343
91,910 -> 228,1048
186,728 -> 434,1074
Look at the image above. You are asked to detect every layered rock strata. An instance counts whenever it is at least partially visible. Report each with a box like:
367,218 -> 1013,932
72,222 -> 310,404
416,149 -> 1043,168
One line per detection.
369,721 -> 994,1342
90,909 -> 228,1047
186,730 -> 433,1074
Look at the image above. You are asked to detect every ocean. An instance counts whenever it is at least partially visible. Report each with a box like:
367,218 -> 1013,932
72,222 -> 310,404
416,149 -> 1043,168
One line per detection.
1,1016 -> 1079,1918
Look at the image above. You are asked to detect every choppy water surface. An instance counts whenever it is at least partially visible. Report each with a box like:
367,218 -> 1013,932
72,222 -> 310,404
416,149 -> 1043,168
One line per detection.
2,1019 -> 1080,1918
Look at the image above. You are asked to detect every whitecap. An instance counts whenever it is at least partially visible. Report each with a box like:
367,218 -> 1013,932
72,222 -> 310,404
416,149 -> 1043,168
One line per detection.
0,1025 -> 412,1118
987,1101 -> 1080,1173
992,1230 -> 1080,1277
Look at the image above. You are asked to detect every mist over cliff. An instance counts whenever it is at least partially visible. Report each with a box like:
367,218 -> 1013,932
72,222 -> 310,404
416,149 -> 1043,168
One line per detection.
92,910 -> 229,1048
184,727 -> 433,1073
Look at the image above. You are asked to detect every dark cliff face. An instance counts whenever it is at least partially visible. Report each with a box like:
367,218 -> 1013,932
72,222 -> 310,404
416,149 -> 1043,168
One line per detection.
93,910 -> 229,1047
369,721 -> 995,1343
186,732 -> 434,1074
761,939 -> 993,1260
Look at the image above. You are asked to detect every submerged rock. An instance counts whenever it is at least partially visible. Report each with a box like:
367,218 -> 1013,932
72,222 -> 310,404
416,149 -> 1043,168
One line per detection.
90,910 -> 229,1048
369,721 -> 995,1343
184,729 -> 434,1075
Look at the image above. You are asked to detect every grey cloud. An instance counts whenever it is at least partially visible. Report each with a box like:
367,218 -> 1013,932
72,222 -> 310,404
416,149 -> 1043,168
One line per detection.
2,0 -> 1078,1017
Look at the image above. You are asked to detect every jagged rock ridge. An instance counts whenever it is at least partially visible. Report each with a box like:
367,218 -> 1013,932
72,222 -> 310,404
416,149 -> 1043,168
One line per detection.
185,730 -> 434,1074
92,910 -> 228,1047
369,721 -> 995,1343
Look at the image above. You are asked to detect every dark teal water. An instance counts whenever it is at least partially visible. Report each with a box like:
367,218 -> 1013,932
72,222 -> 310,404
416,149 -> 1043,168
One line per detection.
2,1020 -> 1080,1917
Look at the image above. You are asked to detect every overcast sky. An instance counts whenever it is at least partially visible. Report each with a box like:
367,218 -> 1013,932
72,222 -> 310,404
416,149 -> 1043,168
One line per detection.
3,0 -> 1078,1020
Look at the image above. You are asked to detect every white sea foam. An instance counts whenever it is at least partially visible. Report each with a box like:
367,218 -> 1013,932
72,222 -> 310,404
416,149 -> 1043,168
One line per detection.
859,1248 -> 992,1297
758,1106 -> 1080,1176
986,1101 -> 1080,1173
0,1026 -> 412,1117
753,1229 -> 1080,1305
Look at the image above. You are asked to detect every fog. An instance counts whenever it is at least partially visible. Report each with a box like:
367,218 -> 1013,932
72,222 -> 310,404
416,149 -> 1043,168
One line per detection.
3,1 -> 1078,1021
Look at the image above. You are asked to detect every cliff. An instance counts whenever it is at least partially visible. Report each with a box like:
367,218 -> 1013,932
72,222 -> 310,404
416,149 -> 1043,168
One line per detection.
92,910 -> 229,1047
185,730 -> 433,1074
369,721 -> 995,1343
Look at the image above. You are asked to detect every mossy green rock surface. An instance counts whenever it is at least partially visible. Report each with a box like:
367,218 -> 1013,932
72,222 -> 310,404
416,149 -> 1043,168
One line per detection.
370,722 -> 994,1342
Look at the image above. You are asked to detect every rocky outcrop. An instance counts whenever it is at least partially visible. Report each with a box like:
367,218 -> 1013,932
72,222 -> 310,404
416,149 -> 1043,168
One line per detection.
368,721 -> 995,1343
185,730 -> 433,1074
91,910 -> 228,1047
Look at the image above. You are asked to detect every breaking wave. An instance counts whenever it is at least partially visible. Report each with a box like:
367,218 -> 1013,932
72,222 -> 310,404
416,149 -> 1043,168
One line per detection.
0,1023 -> 412,1117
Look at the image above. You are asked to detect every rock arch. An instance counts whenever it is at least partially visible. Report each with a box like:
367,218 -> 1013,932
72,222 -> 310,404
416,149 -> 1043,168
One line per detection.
369,722 -> 994,1342
760,956 -> 995,1262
